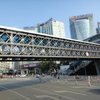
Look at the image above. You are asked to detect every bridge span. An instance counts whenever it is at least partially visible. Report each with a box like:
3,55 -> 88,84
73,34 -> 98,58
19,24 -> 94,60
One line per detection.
0,25 -> 100,61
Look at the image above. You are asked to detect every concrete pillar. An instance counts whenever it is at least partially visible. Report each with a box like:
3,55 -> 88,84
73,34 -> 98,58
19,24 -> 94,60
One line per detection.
95,61 -> 99,75
84,68 -> 87,75
26,69 -> 28,75
21,69 -> 24,75
34,68 -> 37,74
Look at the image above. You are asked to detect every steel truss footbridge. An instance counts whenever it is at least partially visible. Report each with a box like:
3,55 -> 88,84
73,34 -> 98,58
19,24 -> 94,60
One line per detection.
0,25 -> 100,61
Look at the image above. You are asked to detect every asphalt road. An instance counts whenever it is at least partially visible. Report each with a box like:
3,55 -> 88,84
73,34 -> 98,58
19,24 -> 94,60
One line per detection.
0,75 -> 100,100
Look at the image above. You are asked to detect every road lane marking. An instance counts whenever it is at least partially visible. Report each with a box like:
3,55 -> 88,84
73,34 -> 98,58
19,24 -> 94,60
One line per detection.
70,85 -> 100,89
0,86 -> 31,100
34,95 -> 60,100
54,90 -> 86,96
42,84 -> 92,94
15,83 -> 77,100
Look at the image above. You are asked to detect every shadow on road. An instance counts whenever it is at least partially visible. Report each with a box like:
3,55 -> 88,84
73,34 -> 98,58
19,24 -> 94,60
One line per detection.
88,89 -> 100,95
0,78 -> 50,91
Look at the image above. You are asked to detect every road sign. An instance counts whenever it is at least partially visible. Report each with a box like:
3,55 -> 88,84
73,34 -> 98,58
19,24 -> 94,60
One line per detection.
86,52 -> 89,56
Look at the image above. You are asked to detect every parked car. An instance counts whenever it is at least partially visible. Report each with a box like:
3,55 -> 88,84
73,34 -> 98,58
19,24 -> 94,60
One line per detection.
20,75 -> 26,78
16,74 -> 20,77
9,75 -> 13,78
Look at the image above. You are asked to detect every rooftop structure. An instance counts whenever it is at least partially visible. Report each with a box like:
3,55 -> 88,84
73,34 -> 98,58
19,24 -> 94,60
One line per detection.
24,18 -> 65,38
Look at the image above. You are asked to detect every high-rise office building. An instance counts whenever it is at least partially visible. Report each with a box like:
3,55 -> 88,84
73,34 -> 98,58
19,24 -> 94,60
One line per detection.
0,59 -> 12,74
96,22 -> 100,34
69,14 -> 96,40
24,18 -> 65,38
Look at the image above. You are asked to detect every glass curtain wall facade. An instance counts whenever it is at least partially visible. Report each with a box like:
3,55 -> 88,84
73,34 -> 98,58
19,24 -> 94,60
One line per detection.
36,18 -> 65,38
69,14 -> 96,40
44,23 -> 53,35
37,26 -> 44,33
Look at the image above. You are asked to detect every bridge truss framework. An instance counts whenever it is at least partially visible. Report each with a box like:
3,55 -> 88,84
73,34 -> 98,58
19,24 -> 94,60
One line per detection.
0,26 -> 100,61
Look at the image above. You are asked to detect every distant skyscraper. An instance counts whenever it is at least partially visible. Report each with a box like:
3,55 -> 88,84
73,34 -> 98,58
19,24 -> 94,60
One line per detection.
0,59 -> 13,74
37,18 -> 65,38
24,18 -> 65,38
97,22 -> 100,34
69,14 -> 96,40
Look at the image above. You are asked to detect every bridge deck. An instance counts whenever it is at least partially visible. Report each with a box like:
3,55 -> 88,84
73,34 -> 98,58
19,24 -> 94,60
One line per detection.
0,26 -> 100,61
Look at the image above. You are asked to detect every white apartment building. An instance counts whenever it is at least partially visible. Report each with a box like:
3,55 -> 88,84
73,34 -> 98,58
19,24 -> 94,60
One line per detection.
24,18 -> 66,38
52,20 -> 65,37
43,20 -> 65,38
0,61 -> 12,73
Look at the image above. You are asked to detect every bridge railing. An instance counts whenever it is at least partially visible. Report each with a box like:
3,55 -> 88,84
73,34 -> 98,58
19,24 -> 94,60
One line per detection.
68,61 -> 92,75
0,26 -> 100,61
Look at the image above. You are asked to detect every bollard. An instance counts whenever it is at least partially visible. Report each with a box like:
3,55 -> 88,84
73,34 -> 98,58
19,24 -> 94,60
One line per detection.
57,79 -> 59,83
88,81 -> 91,86
11,75 -> 13,79
74,76 -> 75,80
50,80 -> 52,83
75,80 -> 78,85
88,76 -> 91,86
91,76 -> 92,81
98,78 -> 100,82
88,79 -> 91,86
65,79 -> 68,84
44,79 -> 46,82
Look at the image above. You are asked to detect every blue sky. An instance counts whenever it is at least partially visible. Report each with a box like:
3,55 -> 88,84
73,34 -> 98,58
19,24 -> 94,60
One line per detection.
0,0 -> 100,38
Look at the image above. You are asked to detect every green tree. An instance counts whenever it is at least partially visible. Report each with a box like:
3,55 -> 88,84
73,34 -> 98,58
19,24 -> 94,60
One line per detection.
38,61 -> 54,73
39,60 -> 69,73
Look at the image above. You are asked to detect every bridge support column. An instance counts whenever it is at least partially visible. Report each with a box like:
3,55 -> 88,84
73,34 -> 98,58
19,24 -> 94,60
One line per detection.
84,68 -> 87,75
94,61 -> 100,75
